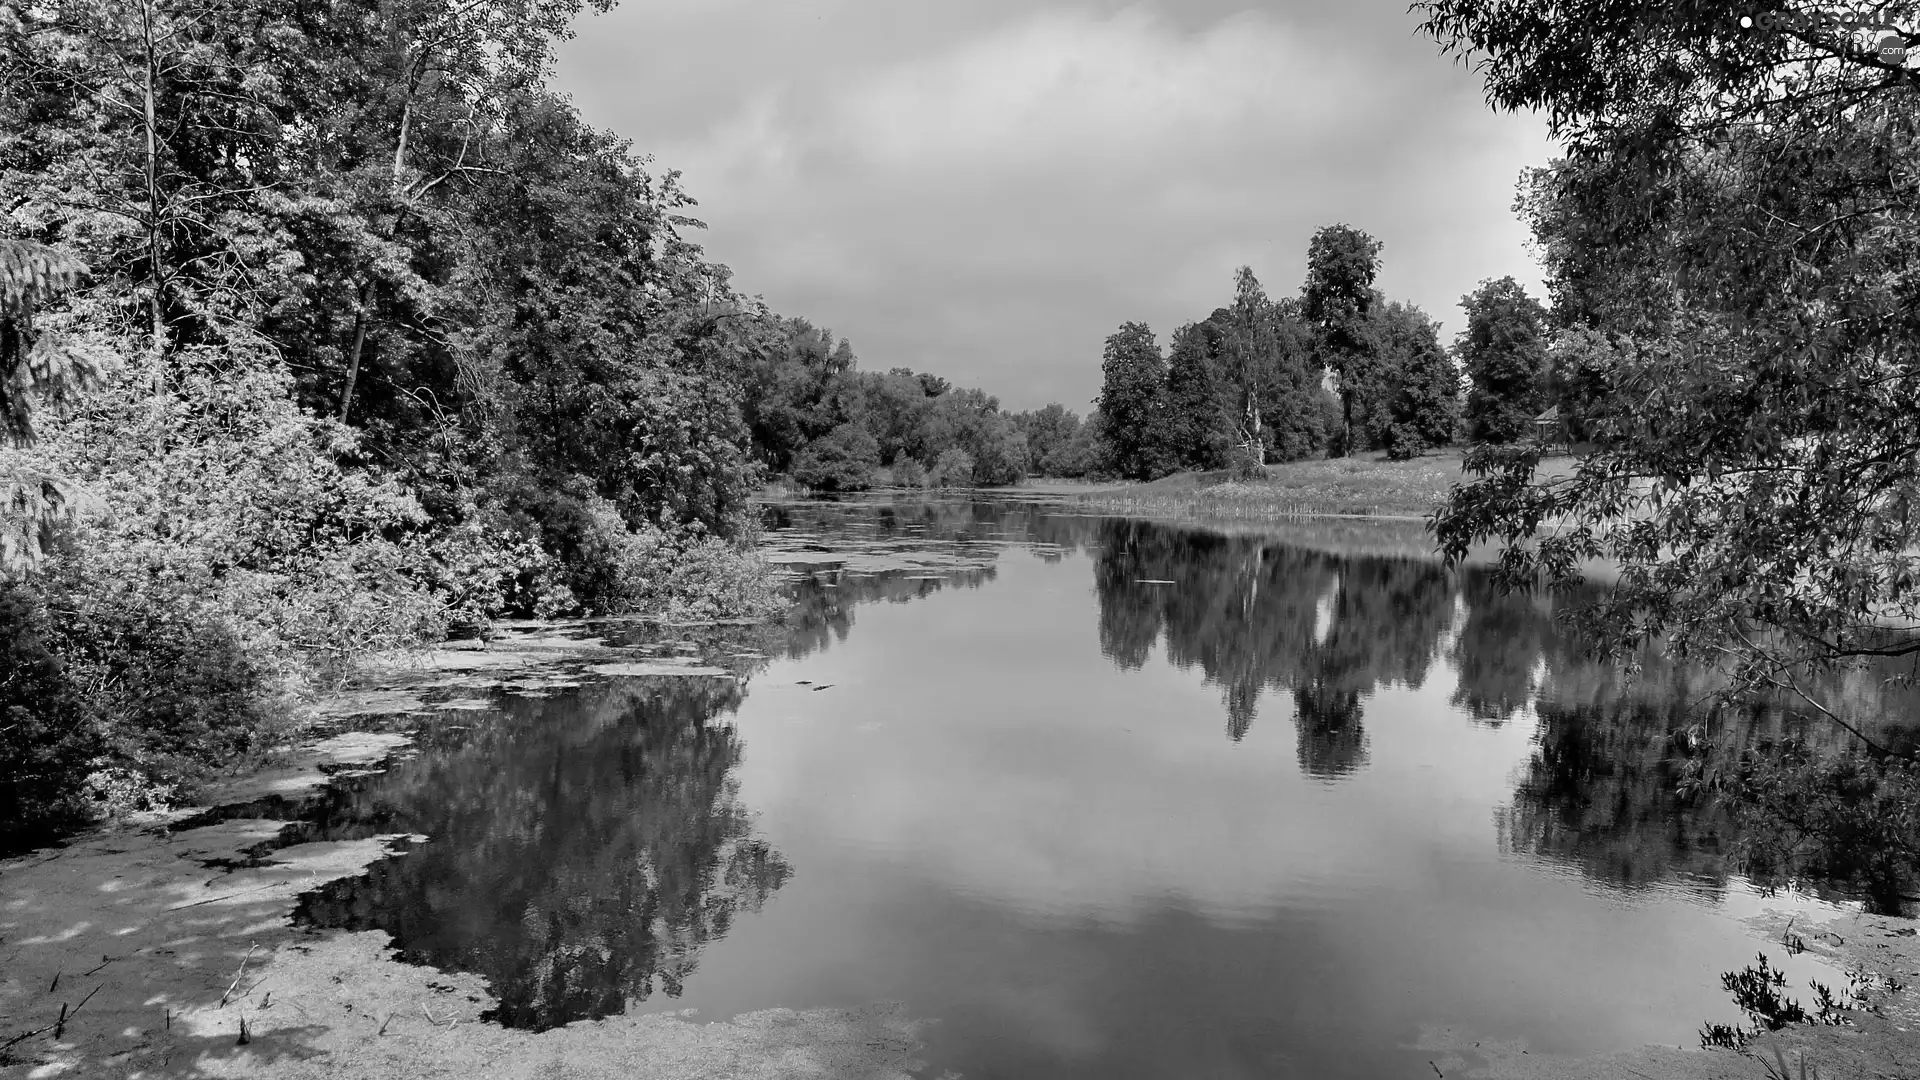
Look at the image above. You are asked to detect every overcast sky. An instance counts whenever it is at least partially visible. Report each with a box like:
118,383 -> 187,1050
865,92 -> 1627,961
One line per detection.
551,0 -> 1557,413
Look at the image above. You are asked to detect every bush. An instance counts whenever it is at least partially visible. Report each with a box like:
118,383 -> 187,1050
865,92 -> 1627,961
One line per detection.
532,491 -> 778,619
888,456 -> 929,489
931,447 -> 975,488
28,349 -> 451,684
37,554 -> 284,790
401,509 -> 578,626
791,424 -> 880,492
970,422 -> 1030,486
0,582 -> 101,850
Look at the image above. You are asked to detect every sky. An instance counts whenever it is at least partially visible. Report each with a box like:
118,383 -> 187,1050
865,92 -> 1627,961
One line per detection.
551,0 -> 1559,413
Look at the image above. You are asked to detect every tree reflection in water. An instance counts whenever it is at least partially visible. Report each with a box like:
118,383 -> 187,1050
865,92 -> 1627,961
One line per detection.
289,500 -> 1920,1033
1074,512 -> 1920,903
295,676 -> 792,1031
1089,518 -> 1456,776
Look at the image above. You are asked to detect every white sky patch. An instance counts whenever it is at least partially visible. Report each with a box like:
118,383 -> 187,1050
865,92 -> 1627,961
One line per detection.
558,1 -> 1556,410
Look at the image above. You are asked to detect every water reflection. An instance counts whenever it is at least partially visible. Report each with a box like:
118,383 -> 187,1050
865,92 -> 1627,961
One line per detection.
1090,519 -> 1456,777
282,497 -> 1916,1056
295,677 -> 791,1031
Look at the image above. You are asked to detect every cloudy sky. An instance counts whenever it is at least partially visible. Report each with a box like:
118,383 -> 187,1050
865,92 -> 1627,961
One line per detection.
551,0 -> 1558,412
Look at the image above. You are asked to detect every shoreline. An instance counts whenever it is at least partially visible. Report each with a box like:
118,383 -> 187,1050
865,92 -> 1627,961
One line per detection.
0,626 -> 936,1080
5,523 -> 1917,1079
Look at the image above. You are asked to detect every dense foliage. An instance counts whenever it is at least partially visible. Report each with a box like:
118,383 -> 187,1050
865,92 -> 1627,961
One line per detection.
738,319 -> 1086,490
1419,0 -> 1920,904
0,0 -> 816,844
1456,276 -> 1550,445
1094,248 -> 1468,480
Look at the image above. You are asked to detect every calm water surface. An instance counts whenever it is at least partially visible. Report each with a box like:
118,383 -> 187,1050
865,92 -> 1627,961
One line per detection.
291,498 -> 1885,1079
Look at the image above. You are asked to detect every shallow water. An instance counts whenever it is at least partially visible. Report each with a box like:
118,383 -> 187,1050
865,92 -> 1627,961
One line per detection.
291,498 -> 1897,1078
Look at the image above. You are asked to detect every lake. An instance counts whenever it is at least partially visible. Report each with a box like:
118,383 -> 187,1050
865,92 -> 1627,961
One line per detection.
287,497 -> 1885,1079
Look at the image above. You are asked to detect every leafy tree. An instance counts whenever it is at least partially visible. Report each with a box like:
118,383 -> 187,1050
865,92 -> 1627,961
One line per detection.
1094,321 -> 1171,480
923,387 -> 1026,486
1260,298 -> 1332,462
969,415 -> 1030,486
741,319 -> 858,473
1418,0 -> 1920,741
1215,267 -> 1282,462
1371,300 -> 1458,459
930,447 -> 975,488
790,423 -> 879,492
1538,324 -> 1619,445
861,368 -> 938,466
1011,403 -> 1092,477
1456,277 -> 1549,445
1302,225 -> 1384,455
1161,320 -> 1234,472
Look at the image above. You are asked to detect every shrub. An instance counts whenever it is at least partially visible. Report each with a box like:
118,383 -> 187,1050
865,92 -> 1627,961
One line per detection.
532,491 -> 779,619
28,348 -> 451,683
931,447 -> 975,488
654,532 -> 783,621
888,456 -> 929,489
970,422 -> 1030,486
400,509 -> 578,625
37,553 -> 284,789
791,424 -> 880,492
0,581 -> 101,850
1382,423 -> 1426,461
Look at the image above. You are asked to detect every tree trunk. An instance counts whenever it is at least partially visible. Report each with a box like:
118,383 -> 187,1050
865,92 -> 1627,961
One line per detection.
1341,389 -> 1354,457
393,97 -> 411,186
339,280 -> 372,422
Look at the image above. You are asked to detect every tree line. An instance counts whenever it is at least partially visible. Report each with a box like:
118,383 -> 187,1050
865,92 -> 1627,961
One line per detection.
0,0 -> 894,846
737,322 -> 1093,491
1092,227 -> 1593,481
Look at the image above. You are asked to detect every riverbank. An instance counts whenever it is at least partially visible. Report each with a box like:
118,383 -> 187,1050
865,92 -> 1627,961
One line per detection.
1055,449 -> 1582,522
0,623 -> 935,1080
6,523 -> 1919,1079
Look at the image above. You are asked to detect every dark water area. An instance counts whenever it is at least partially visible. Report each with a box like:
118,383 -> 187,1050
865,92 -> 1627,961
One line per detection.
285,498 -> 1908,1078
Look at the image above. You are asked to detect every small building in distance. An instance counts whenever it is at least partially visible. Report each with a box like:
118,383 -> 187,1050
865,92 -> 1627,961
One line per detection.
1532,405 -> 1569,454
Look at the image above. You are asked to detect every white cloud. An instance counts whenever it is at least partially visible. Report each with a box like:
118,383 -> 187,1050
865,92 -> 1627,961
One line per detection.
561,2 -> 1555,409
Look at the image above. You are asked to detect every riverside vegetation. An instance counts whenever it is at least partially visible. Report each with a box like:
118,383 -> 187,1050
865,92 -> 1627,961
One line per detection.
6,0 -> 1920,1074
0,0 -> 1560,850
0,0 -> 785,851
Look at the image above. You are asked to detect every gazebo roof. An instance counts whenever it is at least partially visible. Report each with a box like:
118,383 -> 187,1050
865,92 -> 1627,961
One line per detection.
1534,405 -> 1561,422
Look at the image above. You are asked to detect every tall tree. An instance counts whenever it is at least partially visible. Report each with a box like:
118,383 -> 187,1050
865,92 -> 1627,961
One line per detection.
1261,297 -> 1331,462
1095,321 -> 1170,480
1418,0 -> 1920,733
1161,319 -> 1234,472
1217,267 -> 1280,463
1302,225 -> 1384,455
1372,300 -> 1458,459
1456,277 -> 1549,445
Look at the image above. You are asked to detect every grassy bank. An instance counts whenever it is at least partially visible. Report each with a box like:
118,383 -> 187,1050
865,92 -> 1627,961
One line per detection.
1072,451 -> 1469,521
1064,450 -> 1580,523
